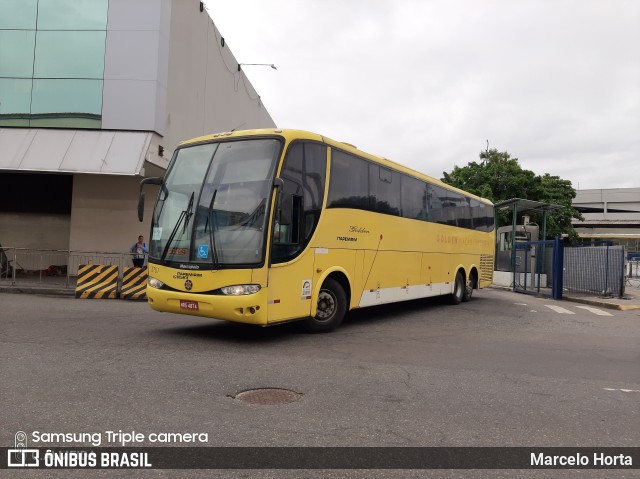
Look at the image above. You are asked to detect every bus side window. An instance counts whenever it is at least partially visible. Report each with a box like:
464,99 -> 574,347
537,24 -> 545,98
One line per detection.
274,193 -> 303,245
401,175 -> 428,220
272,142 -> 327,263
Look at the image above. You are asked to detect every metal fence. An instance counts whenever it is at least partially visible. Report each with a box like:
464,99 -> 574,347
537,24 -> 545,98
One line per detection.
627,258 -> 640,290
0,246 -> 143,289
507,239 -> 629,299
563,245 -> 626,297
629,259 -> 640,278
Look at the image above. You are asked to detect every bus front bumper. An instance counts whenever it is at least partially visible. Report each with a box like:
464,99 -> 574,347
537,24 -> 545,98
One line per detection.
146,287 -> 268,325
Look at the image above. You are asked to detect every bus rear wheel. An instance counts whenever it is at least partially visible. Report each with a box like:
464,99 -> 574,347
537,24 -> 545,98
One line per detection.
304,278 -> 347,333
462,273 -> 476,302
449,270 -> 464,305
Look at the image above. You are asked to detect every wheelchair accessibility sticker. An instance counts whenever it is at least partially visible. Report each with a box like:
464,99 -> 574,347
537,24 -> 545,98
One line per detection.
197,245 -> 209,259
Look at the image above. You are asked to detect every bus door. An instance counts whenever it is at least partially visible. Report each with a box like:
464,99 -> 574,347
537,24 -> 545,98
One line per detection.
267,245 -> 316,322
266,142 -> 327,323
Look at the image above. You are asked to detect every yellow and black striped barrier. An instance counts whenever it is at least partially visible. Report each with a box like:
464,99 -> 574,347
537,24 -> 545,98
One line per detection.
120,267 -> 148,300
75,264 -> 119,299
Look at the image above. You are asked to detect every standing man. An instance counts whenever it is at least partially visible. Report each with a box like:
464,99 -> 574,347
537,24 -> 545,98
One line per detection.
130,235 -> 148,268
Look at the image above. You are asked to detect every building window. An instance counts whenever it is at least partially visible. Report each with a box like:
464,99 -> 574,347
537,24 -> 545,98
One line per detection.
31,79 -> 103,128
0,0 -> 38,29
0,31 -> 36,77
36,0 -> 108,30
34,31 -> 106,79
0,0 -> 108,128
0,79 -> 32,126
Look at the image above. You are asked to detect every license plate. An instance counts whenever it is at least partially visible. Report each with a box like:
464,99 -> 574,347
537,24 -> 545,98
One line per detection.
180,300 -> 199,311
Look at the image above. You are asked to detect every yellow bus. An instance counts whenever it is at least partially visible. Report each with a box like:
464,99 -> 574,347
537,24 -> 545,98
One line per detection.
139,129 -> 495,331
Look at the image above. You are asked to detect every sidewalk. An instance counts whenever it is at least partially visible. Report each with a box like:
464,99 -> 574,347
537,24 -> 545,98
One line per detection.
0,277 -> 76,296
563,283 -> 640,311
489,280 -> 640,312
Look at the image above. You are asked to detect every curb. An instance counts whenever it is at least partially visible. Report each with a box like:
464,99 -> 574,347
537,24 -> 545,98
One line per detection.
562,295 -> 640,312
489,286 -> 640,312
0,286 -> 75,296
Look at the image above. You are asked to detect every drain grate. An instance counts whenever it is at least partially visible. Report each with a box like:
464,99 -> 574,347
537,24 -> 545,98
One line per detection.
232,388 -> 302,405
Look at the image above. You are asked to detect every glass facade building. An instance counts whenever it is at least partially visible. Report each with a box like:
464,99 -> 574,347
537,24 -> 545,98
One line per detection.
0,0 -> 275,255
0,0 -> 108,128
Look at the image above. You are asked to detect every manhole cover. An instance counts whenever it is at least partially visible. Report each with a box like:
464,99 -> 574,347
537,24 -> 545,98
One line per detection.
233,388 -> 302,405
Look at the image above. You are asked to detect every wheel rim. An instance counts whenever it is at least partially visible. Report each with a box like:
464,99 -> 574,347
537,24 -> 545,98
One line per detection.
316,289 -> 336,321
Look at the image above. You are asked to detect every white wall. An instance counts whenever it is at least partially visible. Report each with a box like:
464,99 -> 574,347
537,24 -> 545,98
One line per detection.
162,1 -> 276,155
101,0 -> 171,134
102,0 -> 275,158
69,175 -> 158,254
574,188 -> 640,220
0,213 -> 70,250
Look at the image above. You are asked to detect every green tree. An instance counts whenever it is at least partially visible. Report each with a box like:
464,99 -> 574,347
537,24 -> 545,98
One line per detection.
442,148 -> 583,240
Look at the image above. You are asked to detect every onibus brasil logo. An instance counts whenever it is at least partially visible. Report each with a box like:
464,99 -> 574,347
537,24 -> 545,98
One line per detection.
8,431 -> 39,467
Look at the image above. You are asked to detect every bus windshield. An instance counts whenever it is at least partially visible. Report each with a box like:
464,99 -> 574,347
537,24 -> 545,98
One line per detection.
150,138 -> 281,267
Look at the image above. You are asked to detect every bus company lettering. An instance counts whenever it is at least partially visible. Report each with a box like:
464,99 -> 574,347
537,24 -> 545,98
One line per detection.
349,226 -> 370,234
437,234 -> 488,247
437,234 -> 464,245
173,272 -> 203,279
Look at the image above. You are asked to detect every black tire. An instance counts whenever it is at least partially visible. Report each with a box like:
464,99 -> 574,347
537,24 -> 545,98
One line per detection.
303,278 -> 347,333
462,273 -> 476,302
449,270 -> 464,305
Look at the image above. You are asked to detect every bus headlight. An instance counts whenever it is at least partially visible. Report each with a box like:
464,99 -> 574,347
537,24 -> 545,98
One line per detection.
148,277 -> 164,289
220,284 -> 261,296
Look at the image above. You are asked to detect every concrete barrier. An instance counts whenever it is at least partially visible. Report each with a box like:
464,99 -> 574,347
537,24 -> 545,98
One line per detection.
120,267 -> 148,300
75,264 -> 118,299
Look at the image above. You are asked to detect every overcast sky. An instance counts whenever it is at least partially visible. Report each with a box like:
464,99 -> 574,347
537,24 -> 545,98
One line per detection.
205,0 -> 639,190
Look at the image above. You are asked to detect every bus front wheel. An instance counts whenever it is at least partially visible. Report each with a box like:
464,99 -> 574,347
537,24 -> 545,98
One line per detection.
449,271 -> 465,305
304,278 -> 347,333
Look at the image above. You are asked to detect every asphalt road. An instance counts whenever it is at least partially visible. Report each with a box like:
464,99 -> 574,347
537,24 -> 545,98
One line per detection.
1,289 -> 639,479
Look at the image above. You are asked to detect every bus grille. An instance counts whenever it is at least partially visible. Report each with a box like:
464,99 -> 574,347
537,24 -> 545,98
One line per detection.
479,255 -> 494,282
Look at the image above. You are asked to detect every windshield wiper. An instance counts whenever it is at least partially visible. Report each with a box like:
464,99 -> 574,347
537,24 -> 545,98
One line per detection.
237,197 -> 266,229
183,191 -> 195,234
160,191 -> 195,263
204,189 -> 220,267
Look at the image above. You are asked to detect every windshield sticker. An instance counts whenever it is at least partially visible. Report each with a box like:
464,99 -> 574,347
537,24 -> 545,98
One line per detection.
197,245 -> 210,259
152,227 -> 162,240
301,280 -> 312,299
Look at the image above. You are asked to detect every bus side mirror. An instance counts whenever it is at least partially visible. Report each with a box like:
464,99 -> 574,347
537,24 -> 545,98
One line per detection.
138,177 -> 163,222
138,192 -> 146,222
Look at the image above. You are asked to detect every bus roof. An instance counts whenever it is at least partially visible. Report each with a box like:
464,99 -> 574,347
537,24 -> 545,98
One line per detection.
180,128 -> 493,206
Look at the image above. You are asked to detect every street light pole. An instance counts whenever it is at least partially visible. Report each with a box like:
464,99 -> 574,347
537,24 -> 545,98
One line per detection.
237,63 -> 277,71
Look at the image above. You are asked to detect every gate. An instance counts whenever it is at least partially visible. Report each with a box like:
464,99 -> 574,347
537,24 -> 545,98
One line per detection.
513,239 -> 559,298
